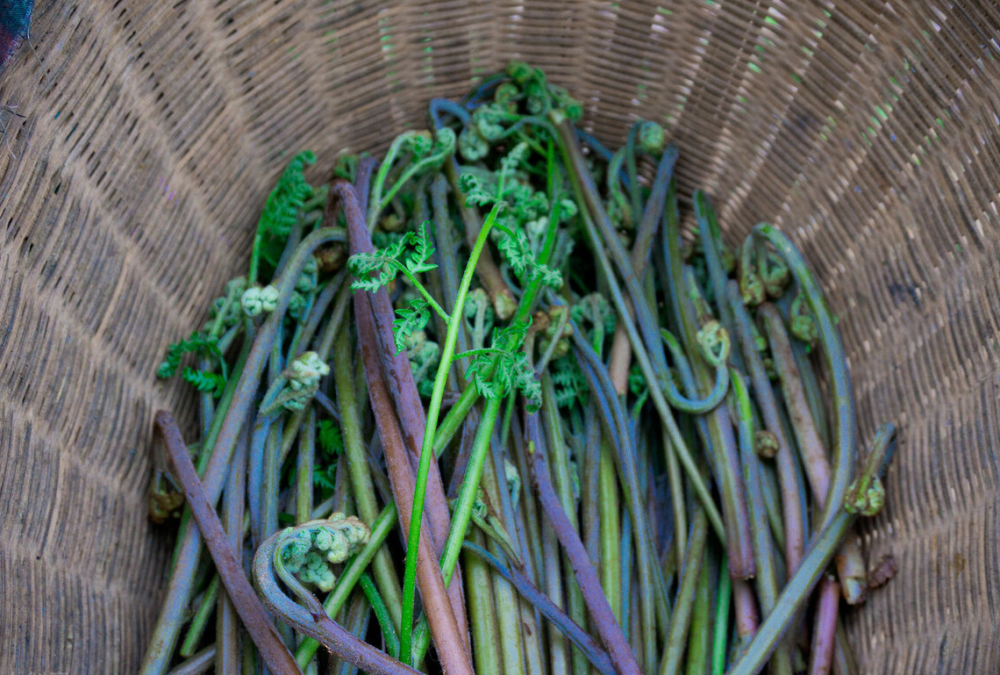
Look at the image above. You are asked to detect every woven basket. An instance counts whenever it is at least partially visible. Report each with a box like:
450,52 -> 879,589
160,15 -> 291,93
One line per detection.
1,1 -> 998,673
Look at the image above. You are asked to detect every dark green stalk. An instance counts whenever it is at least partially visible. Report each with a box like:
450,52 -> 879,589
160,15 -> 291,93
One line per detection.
605,142 -> 678,393
581,403 -> 602,572
711,558 -> 732,675
463,541 -> 616,675
295,408 -> 315,525
659,505 -> 709,675
730,370 -> 792,675
598,437 -> 622,623
685,554 -> 713,675
262,330 -> 285,541
430,173 -> 471,381
334,323 -> 403,630
833,619 -> 859,675
573,342 -> 667,670
554,118 -> 722,542
482,437 -> 527,675
360,573 -> 401,659
465,528 -> 504,675
295,270 -> 348,358
180,576 -> 219,657
217,422 -> 249,675
526,412 -> 642,675
668,267 -> 753,583
331,595 -> 373,675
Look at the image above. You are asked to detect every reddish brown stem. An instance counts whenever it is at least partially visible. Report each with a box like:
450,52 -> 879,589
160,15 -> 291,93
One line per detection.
335,177 -> 470,635
808,576 -> 840,675
761,304 -> 867,603
355,292 -> 474,675
155,411 -> 302,675
732,577 -> 760,644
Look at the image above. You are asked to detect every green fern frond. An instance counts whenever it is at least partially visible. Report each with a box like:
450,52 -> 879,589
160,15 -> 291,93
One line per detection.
259,151 -> 317,240
552,357 -> 588,409
463,319 -> 542,412
313,464 -> 337,493
181,367 -> 226,398
157,331 -> 224,379
348,222 -> 438,294
392,298 -> 431,354
318,420 -> 344,457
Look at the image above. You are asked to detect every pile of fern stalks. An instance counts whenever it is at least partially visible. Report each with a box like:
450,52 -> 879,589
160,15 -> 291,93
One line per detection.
141,63 -> 897,675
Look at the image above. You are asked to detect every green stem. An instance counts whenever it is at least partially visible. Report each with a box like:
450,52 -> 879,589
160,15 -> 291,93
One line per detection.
711,558 -> 732,675
553,116 -> 723,543
685,555 -> 713,675
360,573 -> 401,659
334,323 -> 403,631
750,224 -> 856,533
659,505 -> 709,675
410,396 -> 503,663
295,409 -> 315,525
465,528 -> 504,675
726,424 -> 895,675
397,264 -> 450,321
399,200 -> 502,664
366,134 -> 410,231
179,576 -> 219,657
541,375 -> 590,675
598,440 -> 622,623
483,446 -> 527,675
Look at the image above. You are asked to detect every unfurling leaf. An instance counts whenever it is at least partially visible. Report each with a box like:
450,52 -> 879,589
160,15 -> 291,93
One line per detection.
392,298 -> 431,355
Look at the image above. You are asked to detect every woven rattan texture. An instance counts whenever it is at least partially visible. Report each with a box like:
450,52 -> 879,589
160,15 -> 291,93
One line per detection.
1,0 -> 998,672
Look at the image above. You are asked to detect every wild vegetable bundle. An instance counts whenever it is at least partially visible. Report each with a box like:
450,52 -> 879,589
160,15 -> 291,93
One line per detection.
142,63 -> 896,675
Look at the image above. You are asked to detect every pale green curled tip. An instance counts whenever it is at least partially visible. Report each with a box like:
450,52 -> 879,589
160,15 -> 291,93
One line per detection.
261,351 -> 330,414
844,423 -> 896,517
275,514 -> 371,593
789,292 -> 819,346
755,430 -> 779,459
697,320 -> 731,367
658,328 -> 730,415
760,250 -> 791,298
637,121 -> 666,154
844,476 -> 885,517
739,240 -> 766,307
241,285 -> 280,317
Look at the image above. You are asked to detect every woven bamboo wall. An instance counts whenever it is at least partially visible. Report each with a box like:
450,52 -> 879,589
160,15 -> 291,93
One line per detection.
0,0 -> 998,672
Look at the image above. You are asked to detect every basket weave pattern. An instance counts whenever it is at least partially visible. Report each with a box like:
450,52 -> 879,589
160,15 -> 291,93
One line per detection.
1,1 -> 998,672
